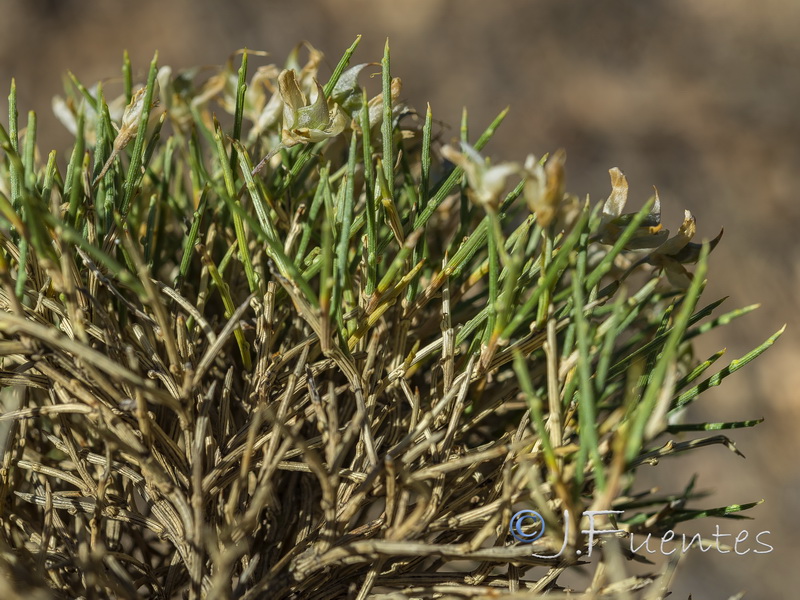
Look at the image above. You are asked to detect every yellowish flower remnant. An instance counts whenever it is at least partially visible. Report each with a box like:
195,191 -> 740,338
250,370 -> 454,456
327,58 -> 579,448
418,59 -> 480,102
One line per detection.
441,142 -> 519,212
597,167 -> 723,289
598,167 -> 668,249
646,211 -> 724,289
523,149 -> 567,228
93,87 -> 150,185
278,69 -> 346,148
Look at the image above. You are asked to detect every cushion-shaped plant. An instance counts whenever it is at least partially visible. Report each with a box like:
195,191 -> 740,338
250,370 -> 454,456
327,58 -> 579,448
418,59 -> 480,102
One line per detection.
0,38 -> 781,599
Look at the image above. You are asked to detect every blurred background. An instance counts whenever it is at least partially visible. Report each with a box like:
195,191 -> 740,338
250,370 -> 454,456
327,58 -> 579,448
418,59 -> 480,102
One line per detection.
1,0 -> 796,596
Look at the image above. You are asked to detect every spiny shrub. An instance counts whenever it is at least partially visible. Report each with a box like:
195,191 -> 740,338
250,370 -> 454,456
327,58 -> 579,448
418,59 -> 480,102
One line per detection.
0,38 -> 782,599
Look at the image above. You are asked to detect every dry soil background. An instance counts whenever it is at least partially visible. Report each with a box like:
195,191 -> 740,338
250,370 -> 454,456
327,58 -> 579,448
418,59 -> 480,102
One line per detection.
1,0 -> 797,597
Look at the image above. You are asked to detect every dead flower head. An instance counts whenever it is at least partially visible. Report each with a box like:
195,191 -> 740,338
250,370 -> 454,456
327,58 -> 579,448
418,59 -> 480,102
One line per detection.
598,167 -> 668,249
523,149 -> 567,228
441,142 -> 519,212
600,168 -> 724,289
278,68 -> 346,148
646,210 -> 724,289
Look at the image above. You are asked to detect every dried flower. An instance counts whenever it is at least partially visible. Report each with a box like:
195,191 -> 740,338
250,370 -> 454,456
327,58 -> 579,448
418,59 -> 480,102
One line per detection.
597,167 -> 668,249
441,142 -> 519,211
523,149 -> 566,227
248,64 -> 283,139
52,82 -> 128,145
596,169 -> 724,288
93,87 -> 150,185
278,69 -> 346,148
645,211 -> 724,288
